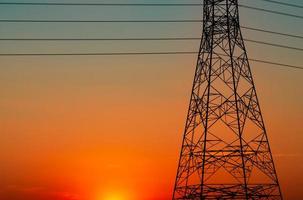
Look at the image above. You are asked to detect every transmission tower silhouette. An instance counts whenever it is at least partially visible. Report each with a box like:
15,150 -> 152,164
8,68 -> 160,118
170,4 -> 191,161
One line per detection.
173,0 -> 283,199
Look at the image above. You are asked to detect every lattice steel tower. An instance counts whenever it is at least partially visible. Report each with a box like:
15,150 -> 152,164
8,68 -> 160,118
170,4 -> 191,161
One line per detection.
173,0 -> 282,199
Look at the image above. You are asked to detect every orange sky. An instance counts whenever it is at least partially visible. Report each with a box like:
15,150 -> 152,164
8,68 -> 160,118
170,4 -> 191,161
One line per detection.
0,55 -> 302,200
0,1 -> 303,199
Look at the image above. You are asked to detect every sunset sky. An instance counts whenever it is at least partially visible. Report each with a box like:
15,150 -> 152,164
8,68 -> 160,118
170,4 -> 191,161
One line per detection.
0,0 -> 302,200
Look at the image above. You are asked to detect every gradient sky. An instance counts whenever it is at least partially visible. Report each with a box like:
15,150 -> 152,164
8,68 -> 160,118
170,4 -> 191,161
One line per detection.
0,0 -> 302,200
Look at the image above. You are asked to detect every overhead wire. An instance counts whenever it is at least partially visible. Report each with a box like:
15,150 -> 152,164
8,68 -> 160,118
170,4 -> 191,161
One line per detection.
0,51 -> 301,70
0,3 -> 302,19
244,39 -> 303,51
241,26 -> 303,39
0,37 -> 302,51
1,26 -> 301,41
258,0 -> 303,9
0,2 -> 204,6
0,1 -> 301,70
238,5 -> 303,19
0,19 -> 203,23
0,1 -> 302,9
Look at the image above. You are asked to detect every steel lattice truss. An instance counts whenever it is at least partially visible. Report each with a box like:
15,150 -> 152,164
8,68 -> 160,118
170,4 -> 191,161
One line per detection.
173,0 -> 283,199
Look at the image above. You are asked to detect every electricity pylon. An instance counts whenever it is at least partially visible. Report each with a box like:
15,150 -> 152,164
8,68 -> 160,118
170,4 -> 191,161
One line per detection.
172,0 -> 283,199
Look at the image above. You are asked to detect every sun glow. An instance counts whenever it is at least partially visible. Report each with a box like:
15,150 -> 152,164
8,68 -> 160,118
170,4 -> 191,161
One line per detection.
103,194 -> 125,200
97,189 -> 130,200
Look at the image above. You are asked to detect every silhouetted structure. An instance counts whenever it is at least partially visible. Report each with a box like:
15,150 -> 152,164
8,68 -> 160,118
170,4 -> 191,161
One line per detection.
173,0 -> 283,199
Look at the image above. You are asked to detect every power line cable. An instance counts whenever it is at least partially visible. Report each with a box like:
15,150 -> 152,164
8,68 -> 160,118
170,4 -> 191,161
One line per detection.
241,26 -> 303,39
239,5 -> 303,19
0,2 -> 302,19
0,37 -> 201,41
1,1 -> 303,9
0,19 -> 203,23
1,25 -> 300,41
0,9 -> 302,23
0,37 -> 302,51
0,52 -> 195,56
244,39 -> 303,51
0,2 -> 204,6
258,0 -> 303,9
0,51 -> 301,70
249,58 -> 303,70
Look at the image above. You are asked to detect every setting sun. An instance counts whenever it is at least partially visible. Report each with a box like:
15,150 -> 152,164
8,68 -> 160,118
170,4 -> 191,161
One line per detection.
97,189 -> 132,200
103,194 -> 125,200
